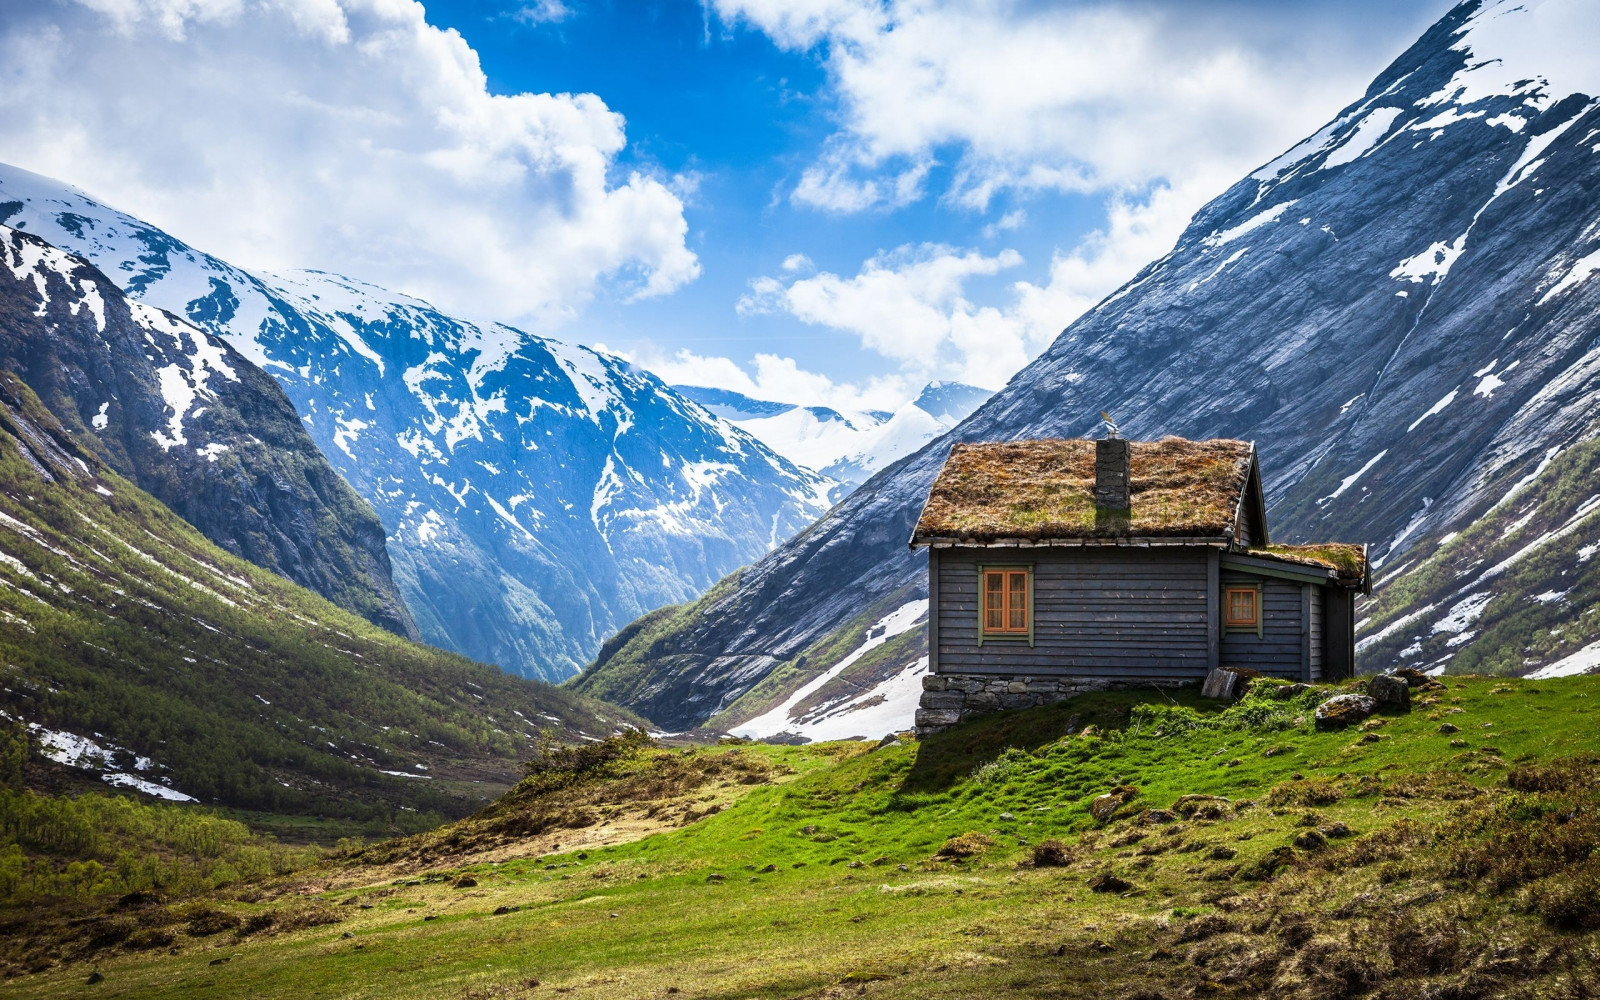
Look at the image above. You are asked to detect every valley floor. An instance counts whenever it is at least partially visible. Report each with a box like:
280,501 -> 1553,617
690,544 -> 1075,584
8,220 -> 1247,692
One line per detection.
5,676 -> 1600,999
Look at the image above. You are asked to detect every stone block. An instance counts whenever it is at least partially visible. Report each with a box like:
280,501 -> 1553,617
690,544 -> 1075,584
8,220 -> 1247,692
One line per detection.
999,693 -> 1036,710
919,691 -> 966,711
915,708 -> 962,728
1201,668 -> 1242,700
1366,673 -> 1411,710
967,691 -> 1000,709
1007,681 -> 1028,694
921,674 -> 947,692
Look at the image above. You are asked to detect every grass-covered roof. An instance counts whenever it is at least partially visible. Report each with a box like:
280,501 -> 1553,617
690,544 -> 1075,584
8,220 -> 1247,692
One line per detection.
1247,543 -> 1370,589
913,437 -> 1256,543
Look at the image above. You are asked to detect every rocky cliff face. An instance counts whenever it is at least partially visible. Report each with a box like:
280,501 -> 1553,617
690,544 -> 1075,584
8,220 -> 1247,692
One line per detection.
0,172 -> 830,680
577,0 -> 1600,732
0,224 -> 416,637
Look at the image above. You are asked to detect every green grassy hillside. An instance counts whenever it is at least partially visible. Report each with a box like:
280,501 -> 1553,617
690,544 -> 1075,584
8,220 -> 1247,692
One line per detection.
0,372 -> 637,827
10,673 -> 1598,997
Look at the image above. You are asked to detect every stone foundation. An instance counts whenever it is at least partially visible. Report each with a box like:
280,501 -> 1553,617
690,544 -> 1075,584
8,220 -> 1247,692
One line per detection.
914,672 -> 1114,733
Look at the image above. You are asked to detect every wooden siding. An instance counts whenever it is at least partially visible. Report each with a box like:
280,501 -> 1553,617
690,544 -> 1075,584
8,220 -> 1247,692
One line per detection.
1218,571 -> 1306,678
1309,585 -> 1324,681
935,548 -> 1211,682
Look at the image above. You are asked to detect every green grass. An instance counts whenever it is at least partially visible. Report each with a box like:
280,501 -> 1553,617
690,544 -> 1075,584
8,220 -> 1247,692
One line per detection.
9,674 -> 1600,998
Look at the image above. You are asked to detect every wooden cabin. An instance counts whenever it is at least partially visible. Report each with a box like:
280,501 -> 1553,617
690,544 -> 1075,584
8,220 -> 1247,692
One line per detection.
910,437 -> 1369,731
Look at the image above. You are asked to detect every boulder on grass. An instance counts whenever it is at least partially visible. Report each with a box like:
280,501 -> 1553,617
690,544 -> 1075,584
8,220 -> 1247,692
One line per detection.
1366,674 -> 1411,710
1314,693 -> 1378,731
1392,667 -> 1446,691
1089,785 -> 1140,824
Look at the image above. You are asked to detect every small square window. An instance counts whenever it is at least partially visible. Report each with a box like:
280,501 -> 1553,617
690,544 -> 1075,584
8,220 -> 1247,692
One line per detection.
1225,587 -> 1259,628
981,567 -> 1031,637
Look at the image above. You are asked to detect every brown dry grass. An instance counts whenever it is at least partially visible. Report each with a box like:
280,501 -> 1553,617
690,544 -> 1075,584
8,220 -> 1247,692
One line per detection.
914,437 -> 1254,542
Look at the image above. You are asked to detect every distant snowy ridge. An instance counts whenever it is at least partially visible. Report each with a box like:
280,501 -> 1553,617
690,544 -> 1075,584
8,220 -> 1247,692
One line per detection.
674,380 -> 991,498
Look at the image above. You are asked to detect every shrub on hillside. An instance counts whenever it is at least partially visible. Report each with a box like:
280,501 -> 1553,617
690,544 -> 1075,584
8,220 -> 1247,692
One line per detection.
1030,839 -> 1074,867
1265,777 -> 1344,808
1530,859 -> 1600,930
520,728 -> 654,791
937,832 -> 994,859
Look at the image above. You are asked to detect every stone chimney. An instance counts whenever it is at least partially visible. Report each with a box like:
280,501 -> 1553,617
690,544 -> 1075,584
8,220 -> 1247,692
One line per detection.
1094,437 -> 1131,512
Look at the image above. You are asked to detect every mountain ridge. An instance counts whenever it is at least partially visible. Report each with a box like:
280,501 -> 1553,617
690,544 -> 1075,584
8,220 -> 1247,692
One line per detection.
0,169 -> 831,681
0,223 -> 416,638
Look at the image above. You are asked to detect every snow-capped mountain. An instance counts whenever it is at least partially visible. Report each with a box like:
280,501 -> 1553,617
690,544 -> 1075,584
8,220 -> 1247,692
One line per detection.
578,0 -> 1600,732
0,224 -> 416,637
0,166 -> 831,680
673,380 -> 991,498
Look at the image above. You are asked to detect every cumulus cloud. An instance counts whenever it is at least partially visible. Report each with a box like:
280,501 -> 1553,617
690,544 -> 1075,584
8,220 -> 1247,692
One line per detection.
708,0 -> 1421,399
737,244 -> 1023,383
617,345 -> 915,413
737,173 -> 1215,390
712,0 -> 1378,214
0,0 -> 697,325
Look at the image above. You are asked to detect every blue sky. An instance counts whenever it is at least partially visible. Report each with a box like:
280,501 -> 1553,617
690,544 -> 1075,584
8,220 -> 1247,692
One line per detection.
0,0 -> 1452,409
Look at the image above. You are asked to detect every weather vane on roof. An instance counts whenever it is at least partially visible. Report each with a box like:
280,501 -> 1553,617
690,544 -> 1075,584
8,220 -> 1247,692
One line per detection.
1100,411 -> 1120,439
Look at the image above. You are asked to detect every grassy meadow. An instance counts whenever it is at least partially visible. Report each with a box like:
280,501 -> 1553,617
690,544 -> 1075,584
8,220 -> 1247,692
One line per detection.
5,674 -> 1600,999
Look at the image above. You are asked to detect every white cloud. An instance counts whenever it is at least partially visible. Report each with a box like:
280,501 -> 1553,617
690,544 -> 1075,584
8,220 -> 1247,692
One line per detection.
709,0 -> 1423,395
0,0 -> 697,326
621,346 -> 914,413
738,174 -> 1211,390
514,0 -> 573,26
738,243 -> 1028,386
713,0 -> 1386,213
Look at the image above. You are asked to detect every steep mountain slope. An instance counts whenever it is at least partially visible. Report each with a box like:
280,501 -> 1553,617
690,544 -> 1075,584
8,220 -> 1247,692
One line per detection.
0,171 -> 830,680
578,0 -> 1600,732
0,370 -> 630,822
674,380 -> 991,498
0,225 -> 415,638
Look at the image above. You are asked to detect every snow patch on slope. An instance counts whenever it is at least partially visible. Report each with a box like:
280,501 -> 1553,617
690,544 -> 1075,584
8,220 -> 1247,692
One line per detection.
731,600 -> 927,741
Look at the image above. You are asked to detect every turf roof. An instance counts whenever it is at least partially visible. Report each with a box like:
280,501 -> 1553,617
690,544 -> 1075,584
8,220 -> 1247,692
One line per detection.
1246,544 -> 1371,589
913,437 -> 1256,543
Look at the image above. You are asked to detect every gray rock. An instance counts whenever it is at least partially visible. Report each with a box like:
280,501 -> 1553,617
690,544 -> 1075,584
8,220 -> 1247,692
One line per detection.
1366,674 -> 1411,710
914,708 -> 961,728
1201,668 -> 1243,700
1314,694 -> 1378,730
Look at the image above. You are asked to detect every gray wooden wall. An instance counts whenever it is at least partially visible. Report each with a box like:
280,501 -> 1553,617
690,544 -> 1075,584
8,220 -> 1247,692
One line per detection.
1218,571 -> 1315,679
933,547 -> 1212,683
